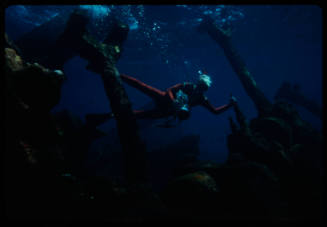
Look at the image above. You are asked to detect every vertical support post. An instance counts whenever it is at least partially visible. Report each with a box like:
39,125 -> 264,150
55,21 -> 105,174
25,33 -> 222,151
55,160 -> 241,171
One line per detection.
61,10 -> 147,184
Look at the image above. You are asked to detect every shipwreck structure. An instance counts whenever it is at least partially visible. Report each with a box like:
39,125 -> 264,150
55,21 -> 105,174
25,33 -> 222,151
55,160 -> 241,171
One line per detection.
4,9 -> 322,222
57,10 -> 147,184
195,16 -> 322,219
275,82 -> 322,120
12,9 -> 148,184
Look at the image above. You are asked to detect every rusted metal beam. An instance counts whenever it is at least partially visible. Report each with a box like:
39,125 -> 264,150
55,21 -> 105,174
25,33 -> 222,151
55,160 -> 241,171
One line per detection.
61,10 -> 147,184
199,17 -> 273,116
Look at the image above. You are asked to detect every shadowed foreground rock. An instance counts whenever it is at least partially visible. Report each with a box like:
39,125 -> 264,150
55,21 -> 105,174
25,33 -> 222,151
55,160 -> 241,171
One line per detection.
5,46 -> 65,155
5,45 -> 69,218
4,38 -> 165,220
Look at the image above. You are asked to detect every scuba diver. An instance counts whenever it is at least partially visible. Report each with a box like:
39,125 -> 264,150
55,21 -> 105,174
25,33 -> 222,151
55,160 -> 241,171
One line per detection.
86,72 -> 237,127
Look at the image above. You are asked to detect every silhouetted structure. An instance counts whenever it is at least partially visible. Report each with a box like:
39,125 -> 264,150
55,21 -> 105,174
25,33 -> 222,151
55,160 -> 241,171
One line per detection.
275,82 -> 322,119
58,10 -> 147,184
199,16 -> 272,116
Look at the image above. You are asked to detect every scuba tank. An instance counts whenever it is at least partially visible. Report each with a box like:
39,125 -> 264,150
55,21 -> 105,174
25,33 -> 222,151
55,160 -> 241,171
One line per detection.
154,89 -> 191,127
175,90 -> 190,120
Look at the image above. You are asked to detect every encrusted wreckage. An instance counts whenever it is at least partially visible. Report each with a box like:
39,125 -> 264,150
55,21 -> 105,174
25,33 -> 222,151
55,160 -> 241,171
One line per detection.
4,10 -> 322,221
192,16 -> 322,219
57,10 -> 147,184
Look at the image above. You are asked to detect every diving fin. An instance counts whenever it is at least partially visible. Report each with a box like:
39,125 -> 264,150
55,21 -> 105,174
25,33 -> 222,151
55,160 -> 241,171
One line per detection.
85,113 -> 114,127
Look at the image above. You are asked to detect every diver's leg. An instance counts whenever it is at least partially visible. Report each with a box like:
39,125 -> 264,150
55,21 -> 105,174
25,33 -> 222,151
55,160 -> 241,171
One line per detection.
120,74 -> 166,100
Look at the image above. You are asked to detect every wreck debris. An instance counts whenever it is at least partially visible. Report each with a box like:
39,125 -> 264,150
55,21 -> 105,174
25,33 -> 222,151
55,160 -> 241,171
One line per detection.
5,44 -> 70,221
51,110 -> 107,177
199,16 -> 272,116
5,38 -> 164,220
59,10 -> 147,184
226,89 -> 321,220
5,45 -> 65,117
233,102 -> 251,135
4,7 -> 322,221
275,82 -> 322,119
198,16 -> 322,220
5,45 -> 66,162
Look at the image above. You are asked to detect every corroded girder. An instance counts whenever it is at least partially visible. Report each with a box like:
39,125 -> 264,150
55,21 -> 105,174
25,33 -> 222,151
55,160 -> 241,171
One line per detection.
199,17 -> 273,116
61,10 -> 147,184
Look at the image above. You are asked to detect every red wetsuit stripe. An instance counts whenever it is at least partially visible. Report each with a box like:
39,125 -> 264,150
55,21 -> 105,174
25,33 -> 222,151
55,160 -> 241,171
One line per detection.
120,74 -> 166,99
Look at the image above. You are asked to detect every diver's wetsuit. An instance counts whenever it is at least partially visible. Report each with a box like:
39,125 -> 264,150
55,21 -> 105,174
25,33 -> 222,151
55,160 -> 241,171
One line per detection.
120,74 -> 232,119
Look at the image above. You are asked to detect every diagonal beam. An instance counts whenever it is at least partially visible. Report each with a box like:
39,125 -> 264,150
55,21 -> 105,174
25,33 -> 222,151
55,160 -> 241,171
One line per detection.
199,17 -> 273,117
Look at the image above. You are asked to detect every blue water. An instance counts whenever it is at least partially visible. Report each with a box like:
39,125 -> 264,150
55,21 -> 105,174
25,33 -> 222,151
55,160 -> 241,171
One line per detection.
5,5 -> 322,166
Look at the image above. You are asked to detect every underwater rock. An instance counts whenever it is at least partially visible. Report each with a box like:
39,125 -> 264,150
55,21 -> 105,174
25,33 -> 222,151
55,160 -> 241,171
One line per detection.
171,158 -> 282,218
5,47 -> 24,71
5,45 -> 66,165
173,160 -> 223,179
161,171 -> 219,218
5,47 -> 65,112
5,33 -> 22,56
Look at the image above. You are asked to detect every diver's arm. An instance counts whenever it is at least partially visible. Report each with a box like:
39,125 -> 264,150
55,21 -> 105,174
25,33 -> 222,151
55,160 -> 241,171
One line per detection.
120,74 -> 147,87
201,97 -> 234,115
